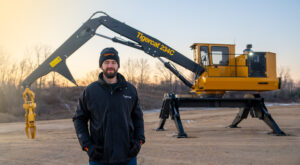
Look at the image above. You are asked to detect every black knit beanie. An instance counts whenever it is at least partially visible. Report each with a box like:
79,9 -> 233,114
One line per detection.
99,47 -> 120,67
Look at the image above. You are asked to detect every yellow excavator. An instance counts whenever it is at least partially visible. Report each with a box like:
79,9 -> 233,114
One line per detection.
22,11 -> 285,139
156,43 -> 283,137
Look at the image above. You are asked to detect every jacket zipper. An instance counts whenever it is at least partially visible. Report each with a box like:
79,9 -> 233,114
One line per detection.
109,85 -> 113,95
108,86 -> 113,157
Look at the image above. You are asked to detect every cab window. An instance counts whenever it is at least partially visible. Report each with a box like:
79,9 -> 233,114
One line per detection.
200,46 -> 209,66
211,46 -> 229,65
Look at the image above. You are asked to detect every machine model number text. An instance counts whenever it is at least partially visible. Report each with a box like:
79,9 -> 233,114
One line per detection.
137,32 -> 175,56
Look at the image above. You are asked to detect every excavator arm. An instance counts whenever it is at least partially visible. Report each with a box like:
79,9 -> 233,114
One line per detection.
22,11 -> 205,88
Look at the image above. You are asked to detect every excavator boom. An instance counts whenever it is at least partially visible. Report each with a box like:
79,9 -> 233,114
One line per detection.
22,11 -> 204,88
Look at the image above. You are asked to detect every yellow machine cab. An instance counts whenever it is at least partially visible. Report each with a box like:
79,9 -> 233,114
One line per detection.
191,43 -> 280,95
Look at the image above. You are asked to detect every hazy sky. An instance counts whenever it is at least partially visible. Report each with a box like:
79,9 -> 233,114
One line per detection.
0,0 -> 299,81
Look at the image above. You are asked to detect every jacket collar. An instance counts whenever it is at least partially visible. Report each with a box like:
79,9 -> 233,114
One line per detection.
98,72 -> 127,88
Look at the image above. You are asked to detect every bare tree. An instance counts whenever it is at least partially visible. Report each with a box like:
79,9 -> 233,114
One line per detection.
122,58 -> 138,85
156,61 -> 174,87
9,64 -> 18,86
27,45 -> 51,88
0,48 -> 11,85
275,67 -> 295,99
34,46 -> 42,89
78,69 -> 100,86
17,56 -> 34,88
136,58 -> 150,87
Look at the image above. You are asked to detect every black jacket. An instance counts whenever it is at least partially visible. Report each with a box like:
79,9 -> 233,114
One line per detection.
73,73 -> 145,163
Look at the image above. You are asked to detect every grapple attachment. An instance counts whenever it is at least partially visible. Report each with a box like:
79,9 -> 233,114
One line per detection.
22,88 -> 37,139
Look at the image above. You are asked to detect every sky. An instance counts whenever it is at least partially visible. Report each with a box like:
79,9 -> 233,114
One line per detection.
0,0 -> 299,81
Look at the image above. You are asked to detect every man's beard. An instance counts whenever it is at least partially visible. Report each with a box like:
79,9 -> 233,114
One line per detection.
103,68 -> 118,79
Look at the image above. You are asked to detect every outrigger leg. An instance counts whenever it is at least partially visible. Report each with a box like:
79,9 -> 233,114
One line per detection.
228,107 -> 250,128
254,101 -> 286,135
156,93 -> 187,138
228,94 -> 286,136
156,94 -> 171,131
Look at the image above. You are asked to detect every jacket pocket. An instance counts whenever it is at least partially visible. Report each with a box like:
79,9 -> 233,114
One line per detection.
90,120 -> 104,148
128,140 -> 141,157
90,145 -> 104,161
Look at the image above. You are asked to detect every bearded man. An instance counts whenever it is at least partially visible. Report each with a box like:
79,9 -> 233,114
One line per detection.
73,47 -> 145,165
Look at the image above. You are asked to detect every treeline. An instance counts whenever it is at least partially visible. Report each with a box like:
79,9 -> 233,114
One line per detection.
261,68 -> 300,102
0,46 -> 299,123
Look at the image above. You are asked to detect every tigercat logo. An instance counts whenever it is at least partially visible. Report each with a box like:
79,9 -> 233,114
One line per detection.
123,95 -> 132,99
136,32 -> 175,56
104,53 -> 114,56
137,32 -> 161,48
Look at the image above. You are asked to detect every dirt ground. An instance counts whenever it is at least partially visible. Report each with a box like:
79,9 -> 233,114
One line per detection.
0,105 -> 299,165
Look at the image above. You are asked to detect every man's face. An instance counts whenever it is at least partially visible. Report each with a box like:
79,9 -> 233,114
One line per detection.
101,59 -> 119,79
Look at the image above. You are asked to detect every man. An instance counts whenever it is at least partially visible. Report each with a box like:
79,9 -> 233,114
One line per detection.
73,47 -> 145,165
